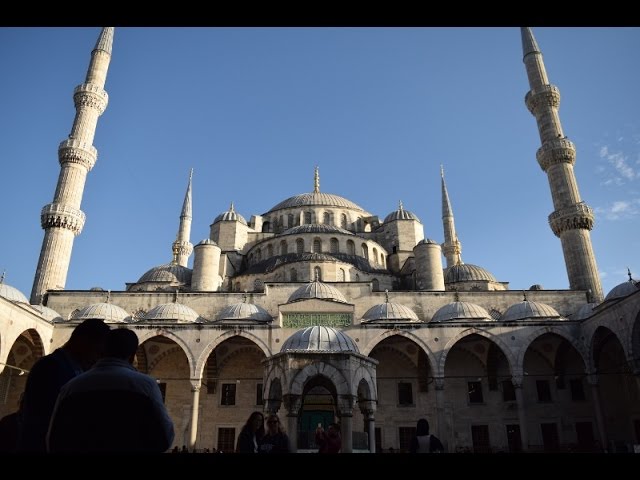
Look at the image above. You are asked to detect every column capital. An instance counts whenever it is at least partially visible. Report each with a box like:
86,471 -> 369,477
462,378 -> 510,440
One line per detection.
189,378 -> 202,391
511,375 -> 524,388
585,373 -> 600,386
434,377 -> 445,390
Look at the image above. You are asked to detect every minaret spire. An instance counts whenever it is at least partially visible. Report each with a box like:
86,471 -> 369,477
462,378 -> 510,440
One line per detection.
172,169 -> 194,267
31,28 -> 114,304
440,166 -> 462,267
313,166 -> 320,193
522,27 -> 603,302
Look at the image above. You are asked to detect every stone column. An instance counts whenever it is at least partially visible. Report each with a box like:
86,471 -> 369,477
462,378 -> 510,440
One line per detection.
434,377 -> 448,450
283,394 -> 301,453
512,375 -> 529,452
586,373 -> 608,452
188,380 -> 201,450
341,413 -> 353,453
366,411 -> 376,453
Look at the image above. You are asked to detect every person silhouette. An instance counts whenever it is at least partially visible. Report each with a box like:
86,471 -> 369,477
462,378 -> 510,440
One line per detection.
46,328 -> 175,453
258,414 -> 290,453
236,411 -> 265,453
409,418 -> 444,453
0,393 -> 24,453
316,422 -> 342,453
17,318 -> 110,452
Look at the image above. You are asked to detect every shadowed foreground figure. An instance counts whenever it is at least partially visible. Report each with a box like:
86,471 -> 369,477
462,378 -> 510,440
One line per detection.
47,328 -> 175,453
17,318 -> 111,452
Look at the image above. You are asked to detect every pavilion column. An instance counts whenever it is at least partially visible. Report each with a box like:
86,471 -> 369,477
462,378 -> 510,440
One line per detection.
586,373 -> 608,452
283,394 -> 301,453
512,374 -> 529,452
188,379 -> 201,450
434,377 -> 449,451
366,410 -> 376,453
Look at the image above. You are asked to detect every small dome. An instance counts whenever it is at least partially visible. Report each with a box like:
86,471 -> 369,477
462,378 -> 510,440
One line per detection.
604,278 -> 639,302
444,264 -> 497,283
0,282 -> 29,304
281,326 -> 358,353
71,302 -> 131,323
31,304 -> 64,322
216,302 -> 272,322
571,303 -> 596,321
266,192 -> 367,214
213,203 -> 247,225
384,201 -> 420,223
501,300 -> 562,321
143,303 -> 202,323
431,301 -> 492,322
288,281 -> 348,304
196,238 -> 218,246
417,238 -> 439,245
362,302 -> 420,323
138,263 -> 192,284
282,224 -> 353,236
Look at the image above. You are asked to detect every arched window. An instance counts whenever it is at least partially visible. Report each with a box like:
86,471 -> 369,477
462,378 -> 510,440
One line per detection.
313,238 -> 322,253
341,213 -> 347,229
280,240 -> 288,255
372,247 -> 378,264
372,278 -> 380,291
314,267 -> 322,281
290,269 -> 297,282
288,213 -> 294,228
296,238 -> 304,254
347,239 -> 355,255
355,273 -> 360,282
362,243 -> 369,260
305,211 -> 312,224
356,217 -> 363,231
337,268 -> 345,282
267,244 -> 273,257
380,253 -> 385,266
323,211 -> 331,225
262,222 -> 271,233
330,238 -> 339,254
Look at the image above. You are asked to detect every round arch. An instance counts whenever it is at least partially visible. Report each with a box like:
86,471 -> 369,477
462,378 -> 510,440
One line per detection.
439,328 -> 516,376
362,330 -> 437,373
516,326 -> 588,372
195,330 -> 272,379
136,329 -> 195,376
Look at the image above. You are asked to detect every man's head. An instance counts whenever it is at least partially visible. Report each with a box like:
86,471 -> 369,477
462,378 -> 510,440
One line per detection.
65,318 -> 111,369
104,328 -> 139,363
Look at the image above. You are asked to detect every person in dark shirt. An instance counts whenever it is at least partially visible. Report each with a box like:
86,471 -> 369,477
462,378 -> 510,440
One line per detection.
0,393 -> 23,453
236,411 -> 265,453
17,318 -> 110,452
259,414 -> 290,453
316,422 -> 342,453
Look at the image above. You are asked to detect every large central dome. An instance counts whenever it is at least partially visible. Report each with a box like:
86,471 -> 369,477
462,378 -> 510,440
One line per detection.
265,192 -> 368,214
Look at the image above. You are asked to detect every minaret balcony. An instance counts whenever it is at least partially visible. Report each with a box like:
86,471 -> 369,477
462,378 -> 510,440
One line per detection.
548,202 -> 594,236
536,138 -> 576,171
525,84 -> 560,114
40,203 -> 86,235
73,83 -> 109,114
58,139 -> 98,170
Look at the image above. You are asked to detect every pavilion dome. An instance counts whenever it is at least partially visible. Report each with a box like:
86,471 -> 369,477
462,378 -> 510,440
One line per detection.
431,301 -> 493,322
71,302 -> 131,323
362,301 -> 420,323
143,303 -> 202,323
281,326 -> 358,353
215,302 -> 272,322
288,280 -> 348,304
501,300 -> 562,321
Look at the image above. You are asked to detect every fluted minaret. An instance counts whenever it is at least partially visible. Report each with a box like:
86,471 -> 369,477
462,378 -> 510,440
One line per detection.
522,27 -> 603,302
314,166 -> 320,193
172,169 -> 194,267
31,28 -> 114,304
440,166 -> 462,268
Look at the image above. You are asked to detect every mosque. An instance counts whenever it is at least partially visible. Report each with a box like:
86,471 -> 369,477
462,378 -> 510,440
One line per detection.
0,27 -> 639,453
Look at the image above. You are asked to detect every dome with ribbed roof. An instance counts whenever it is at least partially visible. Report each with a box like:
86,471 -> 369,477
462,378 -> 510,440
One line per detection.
143,303 -> 202,323
216,302 -> 272,322
384,201 -> 421,223
431,301 -> 492,322
362,294 -> 420,323
501,300 -> 562,321
417,238 -> 439,245
288,280 -> 348,304
604,278 -> 639,302
71,302 -> 131,323
282,224 -> 353,236
444,264 -> 497,283
213,202 -> 247,225
266,192 -> 368,214
31,304 -> 64,322
197,238 -> 218,246
138,263 -> 192,284
281,326 -> 358,353
0,282 -> 29,304
571,303 -> 596,321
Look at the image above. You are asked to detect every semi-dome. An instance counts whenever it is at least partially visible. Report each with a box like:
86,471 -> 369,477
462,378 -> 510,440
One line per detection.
0,282 -> 29,304
288,280 -> 348,304
216,302 -> 272,322
362,299 -> 420,323
282,224 -> 353,236
384,201 -> 420,223
31,304 -> 64,322
501,300 -> 562,321
281,326 -> 358,353
604,278 -> 639,302
143,303 -> 202,323
137,263 -> 192,284
266,192 -> 367,214
431,301 -> 493,322
71,302 -> 131,323
213,203 -> 247,225
444,263 -> 497,283
571,303 -> 596,321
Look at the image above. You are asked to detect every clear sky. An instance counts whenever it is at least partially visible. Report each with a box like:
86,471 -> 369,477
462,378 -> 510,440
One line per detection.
0,27 -> 638,300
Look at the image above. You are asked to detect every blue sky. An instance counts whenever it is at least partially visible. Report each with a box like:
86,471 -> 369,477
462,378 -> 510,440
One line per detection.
0,27 -> 638,299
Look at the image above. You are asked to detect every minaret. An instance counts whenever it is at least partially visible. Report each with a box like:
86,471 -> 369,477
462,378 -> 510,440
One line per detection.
31,28 -> 114,304
314,166 -> 320,193
172,169 -> 194,267
522,27 -> 603,302
440,166 -> 462,268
